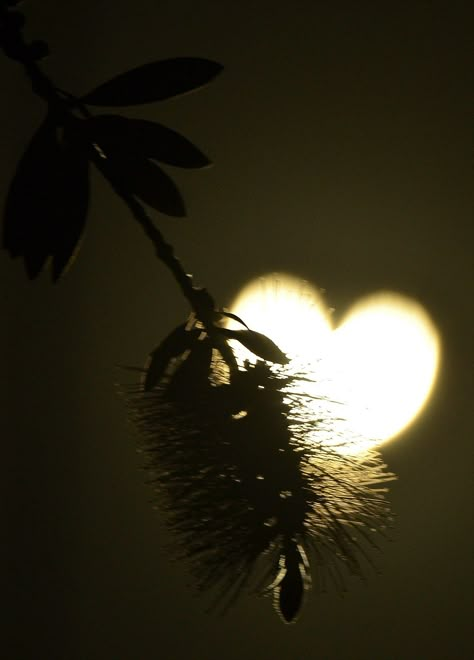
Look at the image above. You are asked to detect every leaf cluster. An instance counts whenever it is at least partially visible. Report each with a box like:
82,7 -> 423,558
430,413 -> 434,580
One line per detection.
144,312 -> 289,392
3,57 -> 222,279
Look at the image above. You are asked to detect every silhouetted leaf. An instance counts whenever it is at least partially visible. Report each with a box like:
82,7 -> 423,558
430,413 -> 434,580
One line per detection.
107,152 -> 186,217
219,310 -> 250,329
3,116 -> 90,280
277,564 -> 304,624
81,58 -> 223,107
85,114 -> 211,168
212,333 -> 239,377
272,543 -> 308,624
144,324 -> 201,391
167,336 -> 213,397
221,328 -> 289,365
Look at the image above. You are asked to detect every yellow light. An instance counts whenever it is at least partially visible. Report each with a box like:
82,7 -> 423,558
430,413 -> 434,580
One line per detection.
227,274 -> 440,453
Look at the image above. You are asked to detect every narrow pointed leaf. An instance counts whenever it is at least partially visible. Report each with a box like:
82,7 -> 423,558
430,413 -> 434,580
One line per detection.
277,567 -> 304,624
84,114 -> 211,169
219,310 -> 250,330
107,152 -> 186,217
220,328 -> 289,365
3,116 -> 90,280
144,324 -> 200,391
81,58 -> 223,106
128,158 -> 186,217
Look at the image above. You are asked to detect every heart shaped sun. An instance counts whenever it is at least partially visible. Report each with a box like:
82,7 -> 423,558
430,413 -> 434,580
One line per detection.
227,273 -> 440,453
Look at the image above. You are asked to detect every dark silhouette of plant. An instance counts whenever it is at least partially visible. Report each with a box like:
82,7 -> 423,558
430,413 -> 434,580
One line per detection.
123,355 -> 394,622
1,0 -> 221,288
1,1 -> 395,624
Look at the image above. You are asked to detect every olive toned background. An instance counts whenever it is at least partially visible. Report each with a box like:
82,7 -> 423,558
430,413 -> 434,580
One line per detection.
2,2 -> 472,658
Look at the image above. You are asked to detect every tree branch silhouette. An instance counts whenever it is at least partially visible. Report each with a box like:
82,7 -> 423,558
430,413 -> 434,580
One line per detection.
1,2 -> 217,320
1,1 -> 396,625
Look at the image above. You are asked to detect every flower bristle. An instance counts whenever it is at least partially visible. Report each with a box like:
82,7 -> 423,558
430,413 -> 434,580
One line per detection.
121,352 -> 395,622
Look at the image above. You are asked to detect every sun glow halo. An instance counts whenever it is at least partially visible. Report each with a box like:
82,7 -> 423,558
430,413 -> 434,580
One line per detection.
227,274 -> 440,452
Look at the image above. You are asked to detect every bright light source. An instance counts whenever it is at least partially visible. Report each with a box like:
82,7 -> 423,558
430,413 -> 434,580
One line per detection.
228,274 -> 440,453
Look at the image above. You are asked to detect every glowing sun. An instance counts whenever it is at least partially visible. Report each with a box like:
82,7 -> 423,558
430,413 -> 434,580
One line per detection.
227,273 -> 440,453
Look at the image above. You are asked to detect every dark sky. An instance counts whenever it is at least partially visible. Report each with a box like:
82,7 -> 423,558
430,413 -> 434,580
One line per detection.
2,2 -> 473,659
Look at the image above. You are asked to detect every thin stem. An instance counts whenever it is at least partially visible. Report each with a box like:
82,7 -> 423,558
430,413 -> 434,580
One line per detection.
100,167 -> 205,312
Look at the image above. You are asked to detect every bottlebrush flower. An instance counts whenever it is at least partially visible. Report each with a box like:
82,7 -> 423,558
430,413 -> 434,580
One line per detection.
122,318 -> 395,623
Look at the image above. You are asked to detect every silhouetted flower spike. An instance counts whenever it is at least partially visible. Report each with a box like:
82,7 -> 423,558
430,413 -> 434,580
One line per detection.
122,345 -> 395,623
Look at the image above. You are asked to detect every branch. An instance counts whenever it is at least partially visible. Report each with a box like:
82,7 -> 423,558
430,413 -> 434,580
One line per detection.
0,1 -> 216,325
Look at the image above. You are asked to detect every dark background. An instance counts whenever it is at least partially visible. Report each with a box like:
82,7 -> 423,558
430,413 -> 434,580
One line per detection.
2,2 -> 472,658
